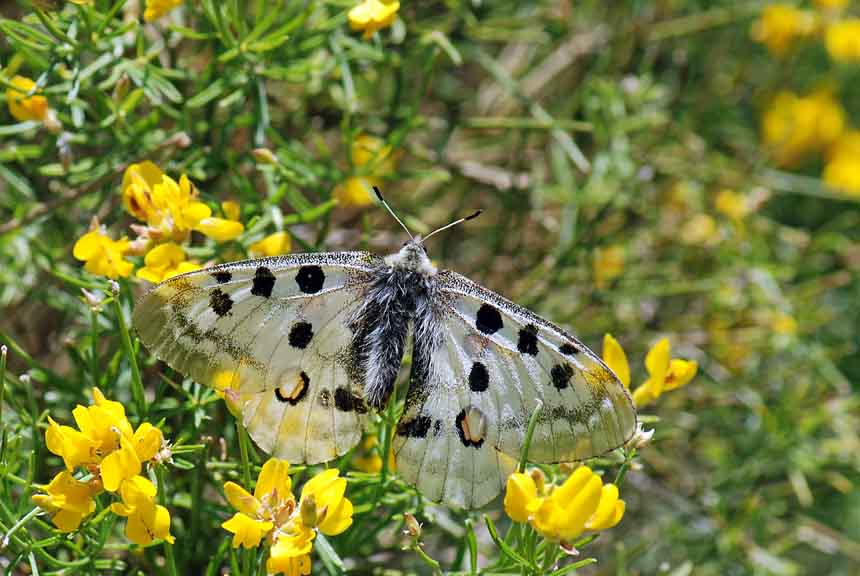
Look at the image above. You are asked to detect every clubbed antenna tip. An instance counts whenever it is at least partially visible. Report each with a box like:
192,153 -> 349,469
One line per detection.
373,185 -> 413,240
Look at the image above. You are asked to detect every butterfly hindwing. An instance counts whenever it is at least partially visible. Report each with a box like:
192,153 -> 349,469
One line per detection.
394,270 -> 636,508
133,252 -> 381,464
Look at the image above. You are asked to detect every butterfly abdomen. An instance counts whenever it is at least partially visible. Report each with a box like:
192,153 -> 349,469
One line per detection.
350,265 -> 435,409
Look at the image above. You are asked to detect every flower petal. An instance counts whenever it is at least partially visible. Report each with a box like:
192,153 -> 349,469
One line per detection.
602,333 -> 631,389
254,458 -> 292,502
504,472 -> 538,523
224,481 -> 261,516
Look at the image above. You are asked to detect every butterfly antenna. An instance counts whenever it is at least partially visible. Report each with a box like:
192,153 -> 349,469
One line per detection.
420,209 -> 482,244
373,186 -> 414,241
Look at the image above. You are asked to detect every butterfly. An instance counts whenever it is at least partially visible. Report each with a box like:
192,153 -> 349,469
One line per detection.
132,189 -> 636,509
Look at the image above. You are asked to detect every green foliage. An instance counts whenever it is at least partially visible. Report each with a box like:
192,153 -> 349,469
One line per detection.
1,1 -> 859,575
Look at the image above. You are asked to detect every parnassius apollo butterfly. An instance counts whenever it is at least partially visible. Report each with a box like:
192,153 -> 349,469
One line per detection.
133,190 -> 637,509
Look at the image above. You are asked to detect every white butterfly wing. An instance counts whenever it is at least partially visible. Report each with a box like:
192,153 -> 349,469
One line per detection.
394,270 -> 636,508
133,252 -> 380,464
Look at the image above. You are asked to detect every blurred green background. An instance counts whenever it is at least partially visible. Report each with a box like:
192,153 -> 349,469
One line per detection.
1,1 -> 859,574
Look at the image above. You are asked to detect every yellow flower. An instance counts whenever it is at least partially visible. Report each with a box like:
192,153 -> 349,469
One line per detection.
348,0 -> 400,39
6,75 -> 49,122
101,423 -> 164,492
602,334 -> 630,389
593,245 -> 624,290
46,388 -> 134,470
826,19 -> 860,62
714,189 -> 749,221
504,472 -> 539,523
531,466 -> 604,542
101,435 -> 143,493
137,243 -> 202,283
761,91 -> 845,167
504,467 -> 625,543
334,135 -> 396,208
751,4 -> 816,57
297,468 -> 353,536
122,161 -> 165,223
144,0 -> 183,22
110,475 -> 175,545
222,512 -> 274,549
31,471 -> 98,532
632,338 -> 698,407
249,232 -> 292,257
222,458 -> 294,548
73,230 -> 134,279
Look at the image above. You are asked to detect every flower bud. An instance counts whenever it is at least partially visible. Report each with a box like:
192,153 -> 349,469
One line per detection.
252,148 -> 278,165
403,512 -> 422,539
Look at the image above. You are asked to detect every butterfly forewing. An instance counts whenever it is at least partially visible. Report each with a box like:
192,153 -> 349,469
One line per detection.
133,252 -> 381,464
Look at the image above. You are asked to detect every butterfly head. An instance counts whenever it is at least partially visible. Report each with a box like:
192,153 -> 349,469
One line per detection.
384,238 -> 437,276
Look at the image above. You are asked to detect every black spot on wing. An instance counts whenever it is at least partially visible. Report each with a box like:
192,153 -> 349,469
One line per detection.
295,265 -> 325,294
475,303 -> 503,335
551,363 -> 575,390
288,321 -> 313,349
251,266 -> 276,298
212,271 -> 231,284
559,343 -> 579,356
468,362 -> 489,392
209,289 -> 233,317
517,324 -> 539,356
396,415 -> 432,438
334,387 -> 368,414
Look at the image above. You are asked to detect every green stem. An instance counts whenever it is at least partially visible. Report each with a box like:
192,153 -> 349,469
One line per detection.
111,290 -> 145,417
156,468 -> 178,576
411,543 -> 442,575
518,401 -> 543,472
90,307 -> 99,390
0,345 -> 6,427
236,420 -> 253,488
2,506 -> 41,548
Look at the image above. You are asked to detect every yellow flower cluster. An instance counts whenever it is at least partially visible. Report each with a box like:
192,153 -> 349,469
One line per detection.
221,459 -> 353,575
334,134 -> 397,208
603,335 -> 698,408
348,0 -> 400,40
751,4 -> 816,57
761,90 -> 845,168
504,467 -> 624,542
32,389 -> 173,545
752,4 -> 860,196
752,3 -> 860,63
73,160 -> 250,281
